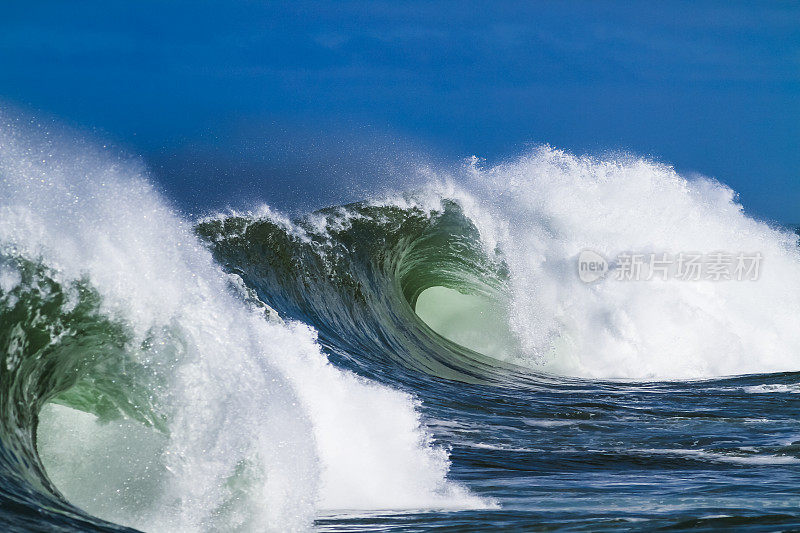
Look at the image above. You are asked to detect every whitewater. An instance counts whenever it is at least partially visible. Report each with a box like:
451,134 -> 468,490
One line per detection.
1,115 -> 799,531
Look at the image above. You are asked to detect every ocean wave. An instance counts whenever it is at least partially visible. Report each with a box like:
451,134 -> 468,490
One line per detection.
0,118 -> 487,532
198,149 -> 800,380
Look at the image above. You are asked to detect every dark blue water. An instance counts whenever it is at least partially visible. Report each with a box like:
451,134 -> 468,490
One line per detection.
318,373 -> 800,531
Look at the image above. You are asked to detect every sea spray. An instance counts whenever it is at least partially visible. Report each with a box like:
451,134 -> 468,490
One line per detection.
461,147 -> 800,378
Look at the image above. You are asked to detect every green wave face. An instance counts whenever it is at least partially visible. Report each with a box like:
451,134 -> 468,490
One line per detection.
196,199 -> 524,383
414,286 -> 520,361
0,254 -> 175,518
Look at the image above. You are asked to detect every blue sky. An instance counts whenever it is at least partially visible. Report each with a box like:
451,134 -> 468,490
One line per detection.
1,1 -> 798,221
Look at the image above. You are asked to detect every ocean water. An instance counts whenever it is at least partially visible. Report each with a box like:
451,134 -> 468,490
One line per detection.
1,118 -> 799,531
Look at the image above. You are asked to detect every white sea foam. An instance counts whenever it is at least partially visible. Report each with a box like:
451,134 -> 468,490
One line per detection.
634,448 -> 800,465
743,384 -> 800,394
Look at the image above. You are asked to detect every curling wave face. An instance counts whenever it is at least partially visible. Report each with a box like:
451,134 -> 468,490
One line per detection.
194,199 -> 516,385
